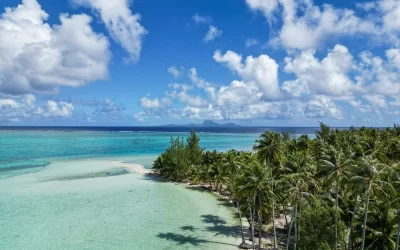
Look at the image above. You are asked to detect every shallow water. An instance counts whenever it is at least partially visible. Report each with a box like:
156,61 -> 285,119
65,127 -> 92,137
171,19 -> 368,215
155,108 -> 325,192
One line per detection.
0,131 -> 259,249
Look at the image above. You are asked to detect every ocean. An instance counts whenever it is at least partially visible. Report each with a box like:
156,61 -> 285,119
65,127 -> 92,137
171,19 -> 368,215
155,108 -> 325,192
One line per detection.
0,127 -> 315,250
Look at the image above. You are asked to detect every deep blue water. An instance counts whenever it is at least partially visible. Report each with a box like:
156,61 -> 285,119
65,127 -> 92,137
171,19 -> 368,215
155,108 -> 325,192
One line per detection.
0,126 -> 328,175
0,126 -> 322,134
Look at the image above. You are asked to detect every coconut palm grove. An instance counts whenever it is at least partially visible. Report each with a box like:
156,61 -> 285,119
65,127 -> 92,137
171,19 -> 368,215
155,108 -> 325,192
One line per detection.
153,124 -> 400,250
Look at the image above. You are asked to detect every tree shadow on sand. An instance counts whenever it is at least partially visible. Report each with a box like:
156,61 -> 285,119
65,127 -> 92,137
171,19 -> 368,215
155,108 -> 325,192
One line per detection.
156,214 -> 239,247
180,225 -> 196,232
156,232 -> 237,247
201,214 -> 239,238
140,174 -> 169,183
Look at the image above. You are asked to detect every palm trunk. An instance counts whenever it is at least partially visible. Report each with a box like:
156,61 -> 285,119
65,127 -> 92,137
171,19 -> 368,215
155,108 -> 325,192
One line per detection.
347,194 -> 359,250
298,201 -> 301,244
258,191 -> 263,250
284,206 -> 288,227
294,203 -> 298,250
251,197 -> 256,250
237,200 -> 246,245
361,185 -> 371,250
334,179 -> 339,250
396,208 -> 400,250
286,203 -> 297,250
272,182 -> 277,249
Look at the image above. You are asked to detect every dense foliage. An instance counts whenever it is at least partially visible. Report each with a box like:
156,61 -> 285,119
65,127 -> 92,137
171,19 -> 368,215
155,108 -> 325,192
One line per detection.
153,125 -> 400,250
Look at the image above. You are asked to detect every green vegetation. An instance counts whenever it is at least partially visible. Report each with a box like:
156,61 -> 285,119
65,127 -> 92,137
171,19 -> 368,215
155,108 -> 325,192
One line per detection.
153,125 -> 400,250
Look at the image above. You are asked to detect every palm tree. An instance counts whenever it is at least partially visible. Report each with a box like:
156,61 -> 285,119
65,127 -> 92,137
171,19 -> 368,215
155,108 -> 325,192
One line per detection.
316,122 -> 331,142
364,202 -> 397,249
346,178 -> 364,250
222,150 -> 241,186
320,146 -> 353,250
352,156 -> 387,250
212,160 -> 228,193
381,162 -> 400,250
237,161 -> 272,250
254,131 -> 283,249
282,151 -> 317,249
232,174 -> 250,248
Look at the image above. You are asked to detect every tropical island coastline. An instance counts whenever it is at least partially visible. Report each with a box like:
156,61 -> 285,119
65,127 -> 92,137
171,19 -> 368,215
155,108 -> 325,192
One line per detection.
152,123 -> 400,250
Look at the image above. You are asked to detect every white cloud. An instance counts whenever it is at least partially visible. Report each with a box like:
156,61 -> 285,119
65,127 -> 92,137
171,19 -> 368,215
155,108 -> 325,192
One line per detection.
386,49 -> 400,70
192,13 -> 212,24
0,0 -> 110,95
137,42 -> 400,122
168,66 -> 183,78
245,0 -> 279,17
92,99 -> 127,120
35,100 -> 74,118
204,25 -> 222,42
213,50 -> 281,100
140,96 -> 162,109
188,68 -> 216,98
168,84 -> 208,108
363,95 -> 387,108
247,0 -> 376,50
356,2 -> 377,11
304,96 -> 343,119
284,44 -> 358,97
216,81 -> 262,106
0,99 -> 20,109
0,94 -> 78,122
182,105 -> 224,120
72,0 -> 147,61
357,50 -> 400,96
380,0 -> 400,32
177,92 -> 208,107
139,96 -> 170,110
245,38 -> 259,47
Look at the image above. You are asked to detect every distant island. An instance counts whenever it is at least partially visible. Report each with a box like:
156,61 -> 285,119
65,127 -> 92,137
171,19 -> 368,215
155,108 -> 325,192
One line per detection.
159,120 -> 242,128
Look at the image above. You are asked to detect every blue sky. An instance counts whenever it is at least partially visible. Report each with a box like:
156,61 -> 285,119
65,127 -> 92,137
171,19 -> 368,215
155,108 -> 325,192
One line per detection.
0,0 -> 399,126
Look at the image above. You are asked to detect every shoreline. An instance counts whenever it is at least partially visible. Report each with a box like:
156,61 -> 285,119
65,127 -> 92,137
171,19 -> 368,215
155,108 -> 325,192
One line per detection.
1,157 -> 242,250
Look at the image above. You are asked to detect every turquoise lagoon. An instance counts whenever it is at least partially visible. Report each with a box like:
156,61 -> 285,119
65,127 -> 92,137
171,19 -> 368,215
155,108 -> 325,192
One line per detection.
0,130 -> 260,249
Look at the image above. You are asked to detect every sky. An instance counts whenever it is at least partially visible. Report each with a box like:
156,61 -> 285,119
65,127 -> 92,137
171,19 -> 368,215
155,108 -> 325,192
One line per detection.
0,0 -> 400,127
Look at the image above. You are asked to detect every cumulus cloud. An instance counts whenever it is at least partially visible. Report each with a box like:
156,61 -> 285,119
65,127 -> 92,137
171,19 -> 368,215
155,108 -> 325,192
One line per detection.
35,101 -> 74,118
140,96 -> 171,110
379,0 -> 400,33
92,99 -> 127,120
167,84 -> 208,108
304,96 -> 343,119
284,44 -> 358,97
246,0 -> 376,50
213,50 -> 281,100
188,68 -> 216,98
363,95 -> 387,108
246,0 -> 279,17
357,49 -> 400,97
0,94 -> 75,122
0,0 -> 110,95
72,0 -> 147,61
216,81 -> 262,106
204,25 -> 222,42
